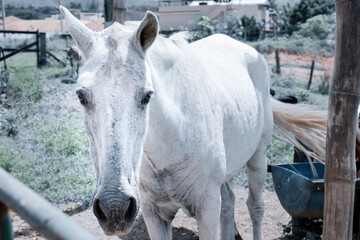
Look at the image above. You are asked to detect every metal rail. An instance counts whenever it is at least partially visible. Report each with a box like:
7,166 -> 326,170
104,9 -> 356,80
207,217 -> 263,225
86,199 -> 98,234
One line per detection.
0,167 -> 99,240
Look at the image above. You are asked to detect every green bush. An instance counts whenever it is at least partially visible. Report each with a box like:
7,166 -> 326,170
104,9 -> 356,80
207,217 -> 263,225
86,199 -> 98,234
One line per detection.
224,14 -> 244,40
270,73 -> 329,105
8,69 -> 43,103
240,16 -> 262,41
282,0 -> 335,34
317,72 -> 331,95
192,14 -> 262,42
14,9 -> 39,20
271,74 -> 298,89
0,67 -> 95,203
293,88 -> 310,102
192,15 -> 222,41
295,14 -> 335,40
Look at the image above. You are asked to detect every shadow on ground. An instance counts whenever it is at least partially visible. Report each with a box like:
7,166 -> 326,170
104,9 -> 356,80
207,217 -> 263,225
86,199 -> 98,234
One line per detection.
121,215 -> 199,240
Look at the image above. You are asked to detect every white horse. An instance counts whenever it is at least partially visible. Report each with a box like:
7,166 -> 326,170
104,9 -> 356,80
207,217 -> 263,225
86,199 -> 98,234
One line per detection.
60,6 -> 327,240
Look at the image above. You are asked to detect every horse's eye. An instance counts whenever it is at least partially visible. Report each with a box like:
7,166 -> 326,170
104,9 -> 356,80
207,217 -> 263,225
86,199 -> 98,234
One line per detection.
141,92 -> 153,105
77,92 -> 88,106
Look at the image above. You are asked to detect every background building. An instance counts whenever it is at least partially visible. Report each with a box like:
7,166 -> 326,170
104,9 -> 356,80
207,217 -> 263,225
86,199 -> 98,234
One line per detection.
157,0 -> 270,31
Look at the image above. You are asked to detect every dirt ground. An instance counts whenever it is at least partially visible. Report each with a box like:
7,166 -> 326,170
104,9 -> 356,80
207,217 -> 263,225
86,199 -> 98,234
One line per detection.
10,188 -> 291,240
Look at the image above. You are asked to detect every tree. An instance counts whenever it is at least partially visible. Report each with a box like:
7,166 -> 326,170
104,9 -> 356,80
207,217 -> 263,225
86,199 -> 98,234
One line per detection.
14,9 -> 39,20
282,0 -> 335,34
268,0 -> 278,11
69,3 -> 81,9
240,16 -> 261,41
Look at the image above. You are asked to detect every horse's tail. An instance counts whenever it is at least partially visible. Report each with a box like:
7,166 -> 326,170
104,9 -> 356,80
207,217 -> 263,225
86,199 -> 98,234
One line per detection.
271,98 -> 328,162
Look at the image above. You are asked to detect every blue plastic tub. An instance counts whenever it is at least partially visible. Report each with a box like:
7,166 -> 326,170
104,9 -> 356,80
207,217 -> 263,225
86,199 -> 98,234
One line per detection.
270,162 -> 325,218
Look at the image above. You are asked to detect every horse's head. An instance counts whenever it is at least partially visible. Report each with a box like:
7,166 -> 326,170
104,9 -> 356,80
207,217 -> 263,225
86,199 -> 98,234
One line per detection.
60,6 -> 158,235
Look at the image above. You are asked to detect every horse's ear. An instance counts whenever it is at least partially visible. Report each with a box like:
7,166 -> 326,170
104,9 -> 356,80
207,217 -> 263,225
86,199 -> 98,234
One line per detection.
132,11 -> 159,55
59,6 -> 94,59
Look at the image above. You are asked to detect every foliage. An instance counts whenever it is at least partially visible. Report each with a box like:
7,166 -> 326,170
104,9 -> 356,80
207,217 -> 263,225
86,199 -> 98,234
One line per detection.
317,72 -> 331,95
240,15 -> 262,41
270,74 -> 329,105
268,0 -> 278,10
41,66 -> 71,79
8,68 -> 43,103
192,15 -> 222,41
6,5 -> 57,19
0,67 -> 95,203
282,0 -> 335,34
295,14 -> 335,40
70,2 -> 81,9
192,14 -> 262,42
224,14 -> 244,40
14,9 -> 39,20
247,6 -> 336,53
88,2 -> 97,11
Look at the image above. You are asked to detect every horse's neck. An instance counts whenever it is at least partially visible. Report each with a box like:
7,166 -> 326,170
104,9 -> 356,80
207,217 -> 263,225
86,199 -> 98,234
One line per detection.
143,38 -> 193,170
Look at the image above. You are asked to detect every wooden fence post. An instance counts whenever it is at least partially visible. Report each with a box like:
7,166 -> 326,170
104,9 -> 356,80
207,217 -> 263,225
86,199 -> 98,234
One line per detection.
113,0 -> 126,24
275,49 -> 280,74
39,32 -> 46,67
308,59 -> 315,90
322,1 -> 360,239
104,0 -> 113,28
36,30 -> 40,68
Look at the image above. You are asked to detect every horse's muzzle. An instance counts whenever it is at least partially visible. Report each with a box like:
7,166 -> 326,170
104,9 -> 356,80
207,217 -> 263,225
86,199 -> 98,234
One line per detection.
93,190 -> 138,235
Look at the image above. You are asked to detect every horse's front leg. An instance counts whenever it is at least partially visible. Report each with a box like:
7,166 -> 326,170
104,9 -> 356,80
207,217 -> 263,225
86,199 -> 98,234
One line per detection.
141,202 -> 174,240
195,186 -> 221,240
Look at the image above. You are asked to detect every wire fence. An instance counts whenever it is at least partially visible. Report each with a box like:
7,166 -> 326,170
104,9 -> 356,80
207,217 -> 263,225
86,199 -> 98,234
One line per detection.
263,49 -> 333,87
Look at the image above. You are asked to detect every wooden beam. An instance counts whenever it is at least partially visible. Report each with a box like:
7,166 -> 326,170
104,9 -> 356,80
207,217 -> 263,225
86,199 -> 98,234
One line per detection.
46,51 -> 66,67
1,0 -> 5,32
39,32 -> 47,67
0,42 -> 37,61
36,31 -> 40,68
113,0 -> 126,24
104,0 -> 113,28
323,1 -> 360,239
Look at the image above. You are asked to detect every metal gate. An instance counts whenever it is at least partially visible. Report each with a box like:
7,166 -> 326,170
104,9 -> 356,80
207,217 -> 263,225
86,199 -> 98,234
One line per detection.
0,167 -> 99,240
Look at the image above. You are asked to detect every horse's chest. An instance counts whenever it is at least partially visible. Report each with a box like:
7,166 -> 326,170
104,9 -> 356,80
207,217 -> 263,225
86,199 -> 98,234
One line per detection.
142,164 -> 207,217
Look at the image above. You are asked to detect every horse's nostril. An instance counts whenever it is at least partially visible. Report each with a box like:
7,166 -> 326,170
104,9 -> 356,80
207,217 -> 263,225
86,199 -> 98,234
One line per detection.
93,198 -> 107,222
124,197 -> 137,223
